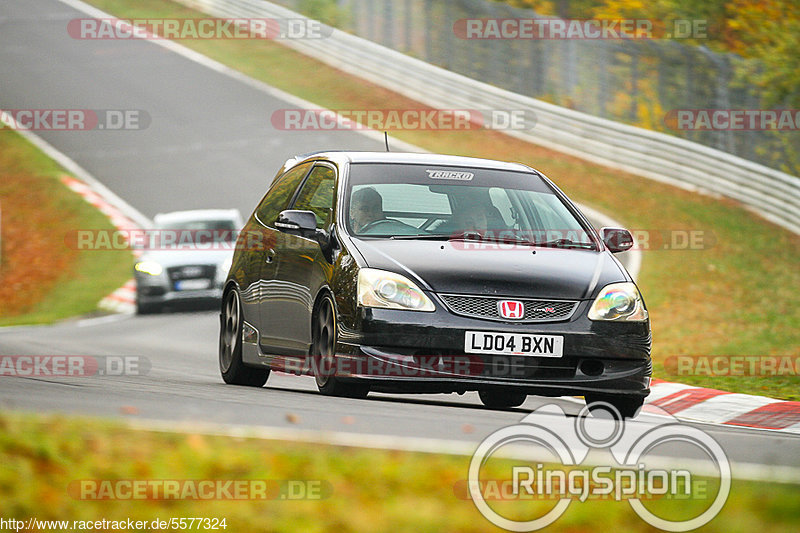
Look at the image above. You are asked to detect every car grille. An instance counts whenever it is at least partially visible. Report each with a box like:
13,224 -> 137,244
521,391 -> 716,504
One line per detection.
438,294 -> 578,322
167,265 -> 216,281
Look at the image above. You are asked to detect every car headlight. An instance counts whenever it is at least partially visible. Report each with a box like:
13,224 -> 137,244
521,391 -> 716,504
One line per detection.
588,282 -> 648,321
134,260 -> 163,276
217,256 -> 233,282
357,268 -> 435,312
221,256 -> 233,274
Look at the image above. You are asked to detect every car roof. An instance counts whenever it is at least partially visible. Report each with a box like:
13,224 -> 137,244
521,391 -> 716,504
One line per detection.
153,209 -> 242,225
288,151 -> 538,173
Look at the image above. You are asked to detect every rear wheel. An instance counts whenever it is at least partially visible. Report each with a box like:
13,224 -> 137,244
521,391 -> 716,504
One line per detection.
312,294 -> 369,398
219,289 -> 269,387
585,394 -> 644,419
479,389 -> 527,409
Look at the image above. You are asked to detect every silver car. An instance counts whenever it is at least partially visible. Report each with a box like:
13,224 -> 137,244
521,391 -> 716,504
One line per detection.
133,209 -> 242,314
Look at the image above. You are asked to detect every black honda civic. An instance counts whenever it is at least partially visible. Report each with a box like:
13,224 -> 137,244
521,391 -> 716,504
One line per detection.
219,151 -> 651,417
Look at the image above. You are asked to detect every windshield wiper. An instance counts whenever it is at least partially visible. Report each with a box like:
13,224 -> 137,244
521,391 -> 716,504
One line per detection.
538,238 -> 596,249
389,231 -> 537,247
460,232 -> 539,247
390,231 -> 502,241
389,233 -> 595,249
388,233 -> 454,240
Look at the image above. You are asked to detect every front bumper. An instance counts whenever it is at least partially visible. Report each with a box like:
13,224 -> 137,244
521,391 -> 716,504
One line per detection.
335,301 -> 652,397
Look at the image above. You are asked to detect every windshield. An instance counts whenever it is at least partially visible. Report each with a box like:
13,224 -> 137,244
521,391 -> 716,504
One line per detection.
345,163 -> 596,248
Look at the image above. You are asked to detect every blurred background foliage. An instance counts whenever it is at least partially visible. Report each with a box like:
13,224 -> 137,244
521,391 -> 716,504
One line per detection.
501,0 -> 800,109
274,0 -> 800,175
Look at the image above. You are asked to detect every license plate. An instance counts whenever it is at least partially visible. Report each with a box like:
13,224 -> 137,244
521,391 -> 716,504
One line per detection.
181,266 -> 204,277
465,331 -> 564,357
175,279 -> 210,291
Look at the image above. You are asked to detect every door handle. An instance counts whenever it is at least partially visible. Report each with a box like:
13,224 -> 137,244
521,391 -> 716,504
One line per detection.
265,248 -> 275,263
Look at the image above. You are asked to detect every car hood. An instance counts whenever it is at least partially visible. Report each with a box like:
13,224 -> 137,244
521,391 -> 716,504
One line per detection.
350,239 -> 627,300
136,248 -> 233,268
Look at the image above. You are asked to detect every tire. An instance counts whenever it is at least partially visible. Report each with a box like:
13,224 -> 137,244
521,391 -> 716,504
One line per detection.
585,394 -> 644,419
311,294 -> 369,399
135,295 -> 160,315
219,289 -> 269,387
479,389 -> 527,409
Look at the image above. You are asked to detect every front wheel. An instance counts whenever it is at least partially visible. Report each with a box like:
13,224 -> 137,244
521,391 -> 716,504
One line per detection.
219,289 -> 269,387
311,294 -> 369,399
585,394 -> 644,419
479,389 -> 527,409
135,296 -> 160,315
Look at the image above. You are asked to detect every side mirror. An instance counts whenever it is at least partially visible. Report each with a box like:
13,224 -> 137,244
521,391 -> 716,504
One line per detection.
601,227 -> 634,253
275,210 -> 318,235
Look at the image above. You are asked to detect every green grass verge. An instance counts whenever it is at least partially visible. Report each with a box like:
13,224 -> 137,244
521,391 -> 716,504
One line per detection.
1,412 -> 798,532
81,0 -> 800,400
0,129 -> 132,326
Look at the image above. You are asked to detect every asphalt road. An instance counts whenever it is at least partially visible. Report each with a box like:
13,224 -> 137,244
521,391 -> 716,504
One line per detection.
1,0 -> 380,219
1,0 -> 799,479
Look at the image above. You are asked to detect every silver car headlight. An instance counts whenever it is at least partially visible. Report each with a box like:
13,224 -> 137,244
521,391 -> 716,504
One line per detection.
134,260 -> 163,276
218,256 -> 233,282
217,255 -> 233,279
357,268 -> 435,312
588,282 -> 648,321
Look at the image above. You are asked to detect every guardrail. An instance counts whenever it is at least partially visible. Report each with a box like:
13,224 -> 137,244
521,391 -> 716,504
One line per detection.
181,0 -> 800,235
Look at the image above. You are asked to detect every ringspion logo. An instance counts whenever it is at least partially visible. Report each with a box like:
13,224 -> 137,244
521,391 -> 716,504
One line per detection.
467,403 -> 730,531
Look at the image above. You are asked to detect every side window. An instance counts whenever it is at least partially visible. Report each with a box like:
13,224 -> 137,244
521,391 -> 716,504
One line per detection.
292,164 -> 336,228
255,162 -> 312,225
